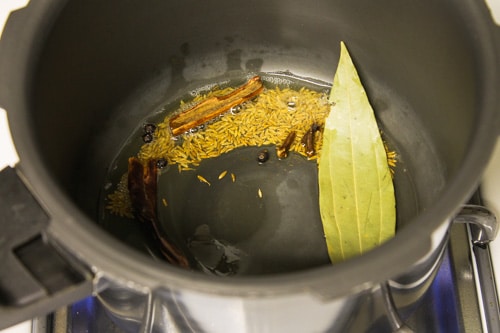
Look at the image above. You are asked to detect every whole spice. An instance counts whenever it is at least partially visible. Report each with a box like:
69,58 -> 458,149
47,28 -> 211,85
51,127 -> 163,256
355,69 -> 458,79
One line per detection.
169,76 -> 264,136
143,123 -> 156,134
318,42 -> 396,264
276,131 -> 296,159
197,174 -> 211,186
301,123 -> 320,158
106,80 -> 332,217
128,157 -> 192,268
142,133 -> 153,143
257,149 -> 270,164
156,158 -> 168,169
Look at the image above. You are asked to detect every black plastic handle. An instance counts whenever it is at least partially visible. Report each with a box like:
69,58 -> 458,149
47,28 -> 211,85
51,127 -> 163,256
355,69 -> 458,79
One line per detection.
0,167 -> 93,330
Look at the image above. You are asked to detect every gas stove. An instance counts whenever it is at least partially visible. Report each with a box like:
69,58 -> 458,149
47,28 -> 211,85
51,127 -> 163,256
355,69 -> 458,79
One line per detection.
1,1 -> 500,332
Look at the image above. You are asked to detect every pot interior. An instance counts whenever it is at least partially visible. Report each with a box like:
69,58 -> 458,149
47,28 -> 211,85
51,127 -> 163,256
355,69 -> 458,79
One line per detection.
28,0 -> 483,275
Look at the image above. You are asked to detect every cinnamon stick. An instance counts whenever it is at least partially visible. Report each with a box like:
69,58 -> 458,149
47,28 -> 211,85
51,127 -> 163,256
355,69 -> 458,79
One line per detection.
169,76 -> 264,136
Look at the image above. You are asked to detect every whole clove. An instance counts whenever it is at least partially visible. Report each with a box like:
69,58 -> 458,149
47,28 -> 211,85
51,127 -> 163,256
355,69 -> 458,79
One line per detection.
301,123 -> 320,158
277,131 -> 296,159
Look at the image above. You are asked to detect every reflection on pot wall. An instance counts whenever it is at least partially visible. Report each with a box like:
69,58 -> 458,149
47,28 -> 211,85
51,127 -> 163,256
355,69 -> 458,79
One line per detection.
96,236 -> 446,333
99,282 -> 357,332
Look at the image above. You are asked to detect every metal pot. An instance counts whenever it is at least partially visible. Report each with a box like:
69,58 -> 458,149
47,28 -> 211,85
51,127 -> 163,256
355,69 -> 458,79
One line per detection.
0,0 -> 499,332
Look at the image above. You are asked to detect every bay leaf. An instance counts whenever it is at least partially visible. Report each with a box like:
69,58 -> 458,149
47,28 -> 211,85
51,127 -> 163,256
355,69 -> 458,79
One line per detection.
318,42 -> 396,263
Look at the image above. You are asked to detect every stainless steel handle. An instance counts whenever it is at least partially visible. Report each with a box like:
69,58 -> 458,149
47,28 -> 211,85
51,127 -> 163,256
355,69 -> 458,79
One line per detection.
380,282 -> 414,333
453,202 -> 500,333
454,204 -> 498,246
